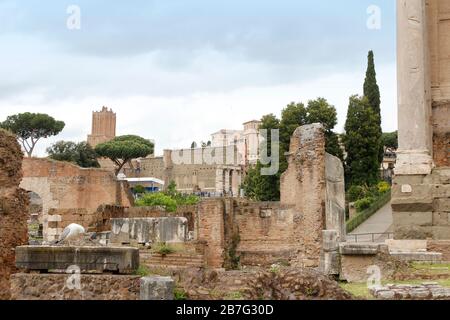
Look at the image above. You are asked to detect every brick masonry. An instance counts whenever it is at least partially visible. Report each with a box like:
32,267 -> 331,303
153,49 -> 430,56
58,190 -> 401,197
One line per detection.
20,158 -> 133,241
0,130 -> 29,300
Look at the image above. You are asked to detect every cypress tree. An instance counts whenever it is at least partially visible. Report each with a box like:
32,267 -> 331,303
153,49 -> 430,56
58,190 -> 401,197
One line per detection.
363,50 -> 383,163
344,95 -> 381,187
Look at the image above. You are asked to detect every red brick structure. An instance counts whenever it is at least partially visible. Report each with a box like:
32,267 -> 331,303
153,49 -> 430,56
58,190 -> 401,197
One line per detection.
0,129 -> 29,300
20,158 -> 133,241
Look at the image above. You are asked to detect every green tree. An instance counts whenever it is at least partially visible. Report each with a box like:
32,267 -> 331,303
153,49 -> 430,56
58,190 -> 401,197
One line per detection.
306,98 -> 344,160
242,114 -> 281,201
343,95 -> 381,187
47,141 -> 100,168
0,113 -> 65,157
95,135 -> 154,175
279,103 -> 307,172
382,131 -> 398,149
363,50 -> 383,162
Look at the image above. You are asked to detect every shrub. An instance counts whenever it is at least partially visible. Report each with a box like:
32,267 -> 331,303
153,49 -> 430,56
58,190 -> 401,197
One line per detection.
354,197 -> 375,212
133,185 -> 146,194
153,243 -> 177,255
135,193 -> 178,212
377,181 -> 391,194
347,185 -> 366,202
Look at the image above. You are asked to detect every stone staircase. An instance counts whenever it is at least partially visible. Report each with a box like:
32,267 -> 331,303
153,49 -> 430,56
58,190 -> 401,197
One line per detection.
140,252 -> 205,269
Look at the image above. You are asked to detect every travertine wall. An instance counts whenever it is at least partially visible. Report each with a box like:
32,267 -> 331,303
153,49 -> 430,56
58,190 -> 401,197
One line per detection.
20,158 -> 132,241
0,130 -> 29,300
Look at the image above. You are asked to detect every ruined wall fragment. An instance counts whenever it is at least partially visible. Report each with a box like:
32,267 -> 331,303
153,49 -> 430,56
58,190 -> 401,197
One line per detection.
0,129 -> 29,300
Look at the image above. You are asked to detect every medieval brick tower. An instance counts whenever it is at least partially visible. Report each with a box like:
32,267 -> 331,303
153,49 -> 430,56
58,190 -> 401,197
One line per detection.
87,107 -> 116,147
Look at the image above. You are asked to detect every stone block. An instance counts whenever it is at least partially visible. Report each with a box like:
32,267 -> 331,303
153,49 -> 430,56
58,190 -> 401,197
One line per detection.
392,212 -> 433,227
339,243 -> 381,255
319,251 -> 340,275
389,252 -> 442,262
140,276 -> 174,300
394,225 -> 433,240
385,240 -> 428,253
431,226 -> 450,240
110,217 -> 188,244
15,246 -> 139,274
433,185 -> 450,198
322,230 -> 339,252
432,212 -> 449,226
433,199 -> 450,212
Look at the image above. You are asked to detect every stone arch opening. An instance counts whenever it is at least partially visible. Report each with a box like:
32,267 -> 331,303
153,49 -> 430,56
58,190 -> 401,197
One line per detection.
27,191 -> 43,244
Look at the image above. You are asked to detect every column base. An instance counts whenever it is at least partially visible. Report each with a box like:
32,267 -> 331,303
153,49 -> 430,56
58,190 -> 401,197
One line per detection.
394,150 -> 434,175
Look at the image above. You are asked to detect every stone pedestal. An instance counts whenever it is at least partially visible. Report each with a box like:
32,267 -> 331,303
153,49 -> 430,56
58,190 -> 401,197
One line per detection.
140,276 -> 174,300
15,246 -> 139,274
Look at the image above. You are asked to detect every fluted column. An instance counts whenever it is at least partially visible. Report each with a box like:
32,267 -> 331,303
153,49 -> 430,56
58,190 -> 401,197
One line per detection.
395,0 -> 434,175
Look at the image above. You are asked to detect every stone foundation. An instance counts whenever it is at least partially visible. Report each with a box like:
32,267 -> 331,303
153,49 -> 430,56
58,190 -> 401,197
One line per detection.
10,274 -> 140,300
392,168 -> 450,239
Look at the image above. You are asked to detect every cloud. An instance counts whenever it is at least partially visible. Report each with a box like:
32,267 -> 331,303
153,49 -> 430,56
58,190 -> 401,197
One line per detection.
0,0 -> 398,158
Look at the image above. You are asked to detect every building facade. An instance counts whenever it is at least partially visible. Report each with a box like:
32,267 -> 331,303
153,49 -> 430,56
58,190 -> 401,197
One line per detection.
124,146 -> 243,196
211,120 -> 261,166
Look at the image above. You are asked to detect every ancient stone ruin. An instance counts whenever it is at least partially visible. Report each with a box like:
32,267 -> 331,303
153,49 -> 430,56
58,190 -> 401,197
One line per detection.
0,129 -> 29,300
392,0 -> 450,240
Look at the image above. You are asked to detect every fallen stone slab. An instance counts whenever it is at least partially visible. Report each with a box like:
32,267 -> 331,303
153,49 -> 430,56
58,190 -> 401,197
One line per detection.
140,276 -> 174,300
16,245 -> 139,274
339,243 -> 385,255
389,252 -> 442,262
370,283 -> 450,300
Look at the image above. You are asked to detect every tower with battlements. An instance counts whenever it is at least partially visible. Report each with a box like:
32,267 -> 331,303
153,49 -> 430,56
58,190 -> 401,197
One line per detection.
87,107 -> 116,147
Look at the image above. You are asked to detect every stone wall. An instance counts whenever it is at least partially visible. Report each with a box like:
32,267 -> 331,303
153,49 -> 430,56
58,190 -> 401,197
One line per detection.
280,123 -> 344,268
392,168 -> 450,239
0,129 -> 29,300
20,158 -> 133,241
10,274 -> 139,300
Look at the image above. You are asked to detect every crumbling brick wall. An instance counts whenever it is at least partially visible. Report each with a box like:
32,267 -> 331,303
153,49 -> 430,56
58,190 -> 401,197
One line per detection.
280,124 -> 327,268
432,101 -> 450,167
19,158 -> 133,241
0,129 -> 29,300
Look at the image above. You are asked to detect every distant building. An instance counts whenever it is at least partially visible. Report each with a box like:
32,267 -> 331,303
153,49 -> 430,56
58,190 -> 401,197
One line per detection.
123,146 -> 242,196
211,120 -> 261,166
87,107 -> 116,148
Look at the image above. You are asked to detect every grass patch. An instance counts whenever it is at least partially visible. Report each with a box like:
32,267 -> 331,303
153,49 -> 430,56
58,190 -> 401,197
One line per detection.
225,291 -> 244,300
134,265 -> 151,277
152,243 -> 178,255
174,288 -> 188,300
410,262 -> 450,271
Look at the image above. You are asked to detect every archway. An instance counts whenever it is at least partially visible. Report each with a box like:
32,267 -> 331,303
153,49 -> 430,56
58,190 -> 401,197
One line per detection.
27,191 -> 43,244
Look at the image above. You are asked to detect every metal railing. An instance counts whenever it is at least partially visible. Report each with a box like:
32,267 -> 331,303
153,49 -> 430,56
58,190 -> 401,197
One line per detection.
346,232 -> 394,243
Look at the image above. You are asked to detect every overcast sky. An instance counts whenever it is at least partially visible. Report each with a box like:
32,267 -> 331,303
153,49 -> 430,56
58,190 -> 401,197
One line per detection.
0,0 -> 397,156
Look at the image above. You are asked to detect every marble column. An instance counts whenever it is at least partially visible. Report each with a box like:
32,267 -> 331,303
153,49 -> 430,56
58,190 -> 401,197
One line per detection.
396,0 -> 434,175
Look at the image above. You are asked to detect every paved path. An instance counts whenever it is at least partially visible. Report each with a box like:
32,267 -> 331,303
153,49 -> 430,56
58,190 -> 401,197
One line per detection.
346,201 -> 393,243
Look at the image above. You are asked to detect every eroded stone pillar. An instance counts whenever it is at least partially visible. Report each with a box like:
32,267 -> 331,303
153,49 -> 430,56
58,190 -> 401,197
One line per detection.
396,0 -> 434,175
